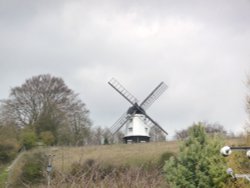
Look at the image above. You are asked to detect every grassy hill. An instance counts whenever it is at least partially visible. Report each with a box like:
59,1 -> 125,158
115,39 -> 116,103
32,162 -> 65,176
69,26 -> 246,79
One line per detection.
6,138 -> 243,187
50,141 -> 178,172
49,138 -> 243,172
6,141 -> 178,187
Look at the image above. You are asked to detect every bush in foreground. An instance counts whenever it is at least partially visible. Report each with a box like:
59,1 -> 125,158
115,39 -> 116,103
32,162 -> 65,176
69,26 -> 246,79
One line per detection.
20,152 -> 47,185
164,122 -> 228,188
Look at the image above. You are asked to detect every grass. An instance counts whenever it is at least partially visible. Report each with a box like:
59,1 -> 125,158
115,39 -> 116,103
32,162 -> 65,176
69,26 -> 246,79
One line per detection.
46,141 -> 179,172
225,137 -> 245,146
0,165 -> 8,187
7,141 -> 177,187
6,138 -> 243,187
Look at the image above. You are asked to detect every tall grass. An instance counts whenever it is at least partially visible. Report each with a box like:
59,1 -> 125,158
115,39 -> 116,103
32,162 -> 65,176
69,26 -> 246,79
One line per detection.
46,164 -> 169,188
49,141 -> 178,173
7,138 -> 242,187
8,142 -> 177,187
0,166 -> 8,187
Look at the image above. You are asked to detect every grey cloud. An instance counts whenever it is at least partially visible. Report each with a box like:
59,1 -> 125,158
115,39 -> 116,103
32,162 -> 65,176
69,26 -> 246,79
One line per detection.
0,0 -> 249,138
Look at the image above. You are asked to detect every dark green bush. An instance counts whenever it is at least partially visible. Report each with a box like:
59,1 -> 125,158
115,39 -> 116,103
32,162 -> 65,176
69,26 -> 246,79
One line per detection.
158,151 -> 175,167
20,152 -> 46,184
21,131 -> 37,150
40,131 -> 55,146
0,141 -> 18,164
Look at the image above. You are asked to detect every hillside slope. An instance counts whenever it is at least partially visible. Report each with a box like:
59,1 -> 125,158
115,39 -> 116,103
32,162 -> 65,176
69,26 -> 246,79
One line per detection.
50,141 -> 179,172
7,138 -> 242,187
7,141 -> 177,187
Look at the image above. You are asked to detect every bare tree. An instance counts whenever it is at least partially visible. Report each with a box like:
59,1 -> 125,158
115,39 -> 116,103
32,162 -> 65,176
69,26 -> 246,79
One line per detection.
86,126 -> 123,145
175,122 -> 227,140
174,129 -> 189,140
245,75 -> 250,142
86,126 -> 103,145
246,75 -> 250,128
149,126 -> 166,142
1,74 -> 91,145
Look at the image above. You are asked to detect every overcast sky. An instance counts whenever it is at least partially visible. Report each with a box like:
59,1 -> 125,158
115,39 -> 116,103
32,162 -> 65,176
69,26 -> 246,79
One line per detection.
0,0 -> 249,139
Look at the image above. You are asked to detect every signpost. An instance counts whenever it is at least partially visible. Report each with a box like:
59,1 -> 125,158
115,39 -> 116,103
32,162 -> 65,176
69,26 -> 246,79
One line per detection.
46,154 -> 55,188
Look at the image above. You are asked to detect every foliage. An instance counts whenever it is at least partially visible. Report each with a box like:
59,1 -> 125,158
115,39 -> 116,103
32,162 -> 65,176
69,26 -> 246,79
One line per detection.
67,158 -> 168,187
222,135 -> 250,187
150,125 -> 166,142
56,126 -> 74,145
175,122 -> 227,140
246,75 -> 250,131
1,74 -> 92,146
20,152 -> 46,185
0,167 -> 8,188
21,129 -> 37,150
0,125 -> 19,164
0,142 -> 18,164
40,142 -> 179,173
87,126 -> 114,145
104,137 -> 109,145
164,122 -> 228,188
158,151 -> 176,167
7,142 -> 177,187
40,131 -> 55,146
247,75 -> 250,114
8,140 -> 245,187
70,159 -> 116,179
221,75 -> 250,188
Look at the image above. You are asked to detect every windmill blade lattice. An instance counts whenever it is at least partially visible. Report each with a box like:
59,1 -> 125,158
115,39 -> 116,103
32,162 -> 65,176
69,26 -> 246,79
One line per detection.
140,82 -> 167,110
108,78 -> 139,105
141,112 -> 168,135
110,112 -> 130,134
137,112 -> 168,135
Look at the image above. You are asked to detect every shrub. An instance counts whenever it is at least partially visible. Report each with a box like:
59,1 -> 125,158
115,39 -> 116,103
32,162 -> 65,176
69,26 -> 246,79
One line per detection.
20,152 -> 46,184
70,159 -> 124,182
63,159 -> 167,187
71,159 -> 96,176
158,151 -> 175,167
21,131 -> 37,150
164,123 -> 228,188
40,131 -> 55,146
0,140 -> 18,164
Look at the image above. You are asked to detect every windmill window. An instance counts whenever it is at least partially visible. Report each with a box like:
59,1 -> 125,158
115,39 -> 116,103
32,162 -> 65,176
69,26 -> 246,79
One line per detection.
128,127 -> 133,132
145,128 -> 148,132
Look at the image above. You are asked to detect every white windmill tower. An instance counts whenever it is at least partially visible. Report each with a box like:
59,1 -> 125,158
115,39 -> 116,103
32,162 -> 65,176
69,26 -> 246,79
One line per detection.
108,78 -> 168,143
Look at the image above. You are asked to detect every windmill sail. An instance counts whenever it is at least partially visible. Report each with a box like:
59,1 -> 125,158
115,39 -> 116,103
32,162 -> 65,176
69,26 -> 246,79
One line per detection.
110,112 -> 130,134
108,78 -> 138,105
140,112 -> 168,135
140,82 -> 167,110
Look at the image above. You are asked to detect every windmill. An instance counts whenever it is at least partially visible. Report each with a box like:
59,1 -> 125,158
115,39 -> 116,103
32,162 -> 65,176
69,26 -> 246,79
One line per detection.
108,78 -> 168,143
